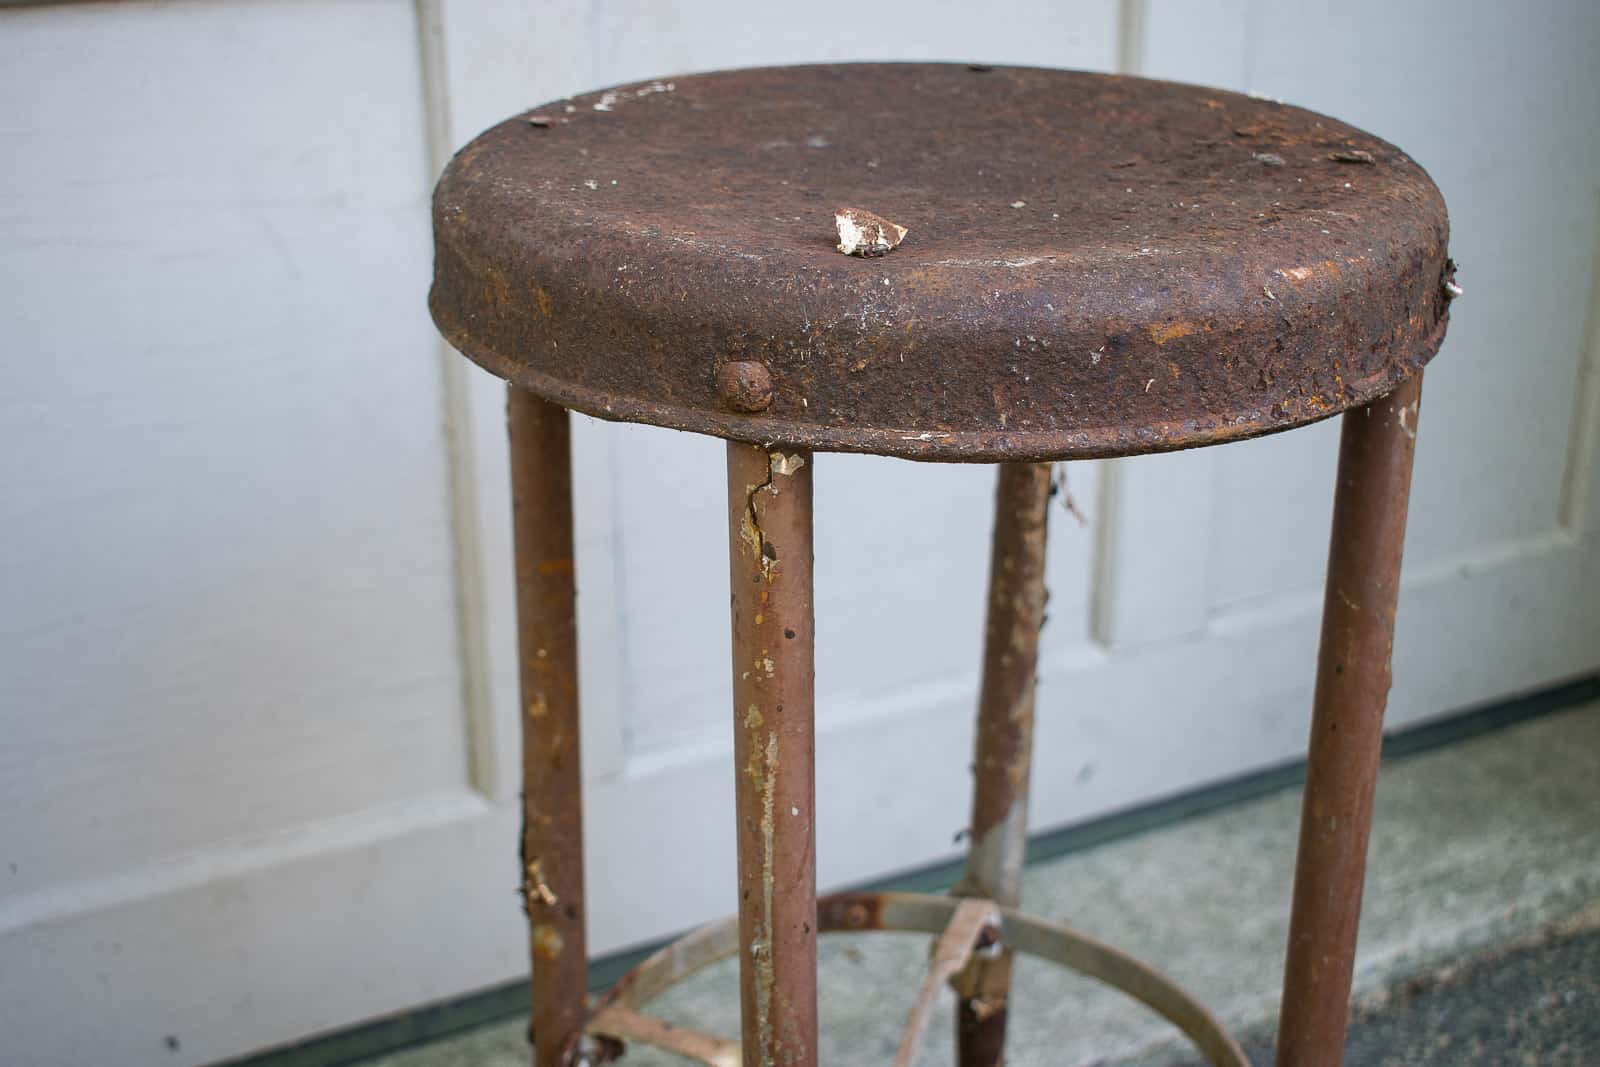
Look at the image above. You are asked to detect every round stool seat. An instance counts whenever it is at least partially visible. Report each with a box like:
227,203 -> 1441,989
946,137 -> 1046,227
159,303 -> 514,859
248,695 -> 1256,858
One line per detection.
431,63 -> 1451,461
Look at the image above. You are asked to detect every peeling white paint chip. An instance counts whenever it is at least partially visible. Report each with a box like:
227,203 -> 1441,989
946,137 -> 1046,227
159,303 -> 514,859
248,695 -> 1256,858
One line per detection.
835,207 -> 908,257
769,452 -> 807,477
1398,402 -> 1418,440
593,80 -> 675,112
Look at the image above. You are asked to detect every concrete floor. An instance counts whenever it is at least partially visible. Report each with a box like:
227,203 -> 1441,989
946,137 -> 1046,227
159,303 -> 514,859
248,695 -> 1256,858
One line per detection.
1170,901 -> 1600,1066
363,698 -> 1600,1067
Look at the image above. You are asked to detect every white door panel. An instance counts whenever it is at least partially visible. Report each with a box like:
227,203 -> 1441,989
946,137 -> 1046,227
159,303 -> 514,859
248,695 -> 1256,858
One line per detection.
0,0 -> 466,897
0,1 -> 474,1062
1201,1 -> 1600,606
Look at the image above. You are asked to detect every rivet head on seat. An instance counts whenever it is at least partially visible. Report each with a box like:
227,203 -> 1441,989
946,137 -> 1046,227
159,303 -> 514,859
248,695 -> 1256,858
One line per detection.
717,361 -> 774,413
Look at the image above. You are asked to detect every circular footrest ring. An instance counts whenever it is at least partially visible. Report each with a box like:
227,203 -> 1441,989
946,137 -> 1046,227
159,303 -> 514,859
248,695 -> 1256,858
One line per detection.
574,890 -> 1247,1066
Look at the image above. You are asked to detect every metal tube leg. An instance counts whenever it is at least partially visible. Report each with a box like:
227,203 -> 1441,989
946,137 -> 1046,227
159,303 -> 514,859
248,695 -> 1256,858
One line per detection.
954,462 -> 1054,1067
508,387 -> 589,1067
1276,376 -> 1423,1067
727,443 -> 819,1067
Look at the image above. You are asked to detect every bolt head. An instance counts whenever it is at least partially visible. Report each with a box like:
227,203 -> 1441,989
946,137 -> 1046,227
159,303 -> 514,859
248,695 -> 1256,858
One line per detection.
717,360 -> 774,413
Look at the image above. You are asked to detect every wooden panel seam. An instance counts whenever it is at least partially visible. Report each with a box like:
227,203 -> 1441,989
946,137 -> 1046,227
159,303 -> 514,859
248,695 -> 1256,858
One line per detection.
1558,187 -> 1600,533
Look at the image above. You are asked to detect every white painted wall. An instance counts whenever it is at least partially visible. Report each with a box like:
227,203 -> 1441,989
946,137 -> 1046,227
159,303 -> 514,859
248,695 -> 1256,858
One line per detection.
2,2 -> 1597,1065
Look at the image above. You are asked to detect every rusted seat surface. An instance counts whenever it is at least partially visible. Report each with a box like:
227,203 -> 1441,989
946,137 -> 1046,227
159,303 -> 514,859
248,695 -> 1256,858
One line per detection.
431,63 -> 1451,461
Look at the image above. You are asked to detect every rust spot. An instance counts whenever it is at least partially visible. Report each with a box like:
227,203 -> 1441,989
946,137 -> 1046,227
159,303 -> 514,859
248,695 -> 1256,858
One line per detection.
1149,321 -> 1200,345
533,924 -> 565,960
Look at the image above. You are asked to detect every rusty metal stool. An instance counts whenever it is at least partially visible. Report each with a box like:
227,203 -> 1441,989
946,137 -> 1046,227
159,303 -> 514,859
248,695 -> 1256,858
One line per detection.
429,64 -> 1452,1067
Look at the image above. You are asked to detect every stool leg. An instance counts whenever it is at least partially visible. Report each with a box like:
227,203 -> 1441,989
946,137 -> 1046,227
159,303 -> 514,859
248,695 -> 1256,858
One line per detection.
727,443 -> 819,1067
508,387 -> 589,1067
1276,376 -> 1423,1067
954,462 -> 1054,1067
